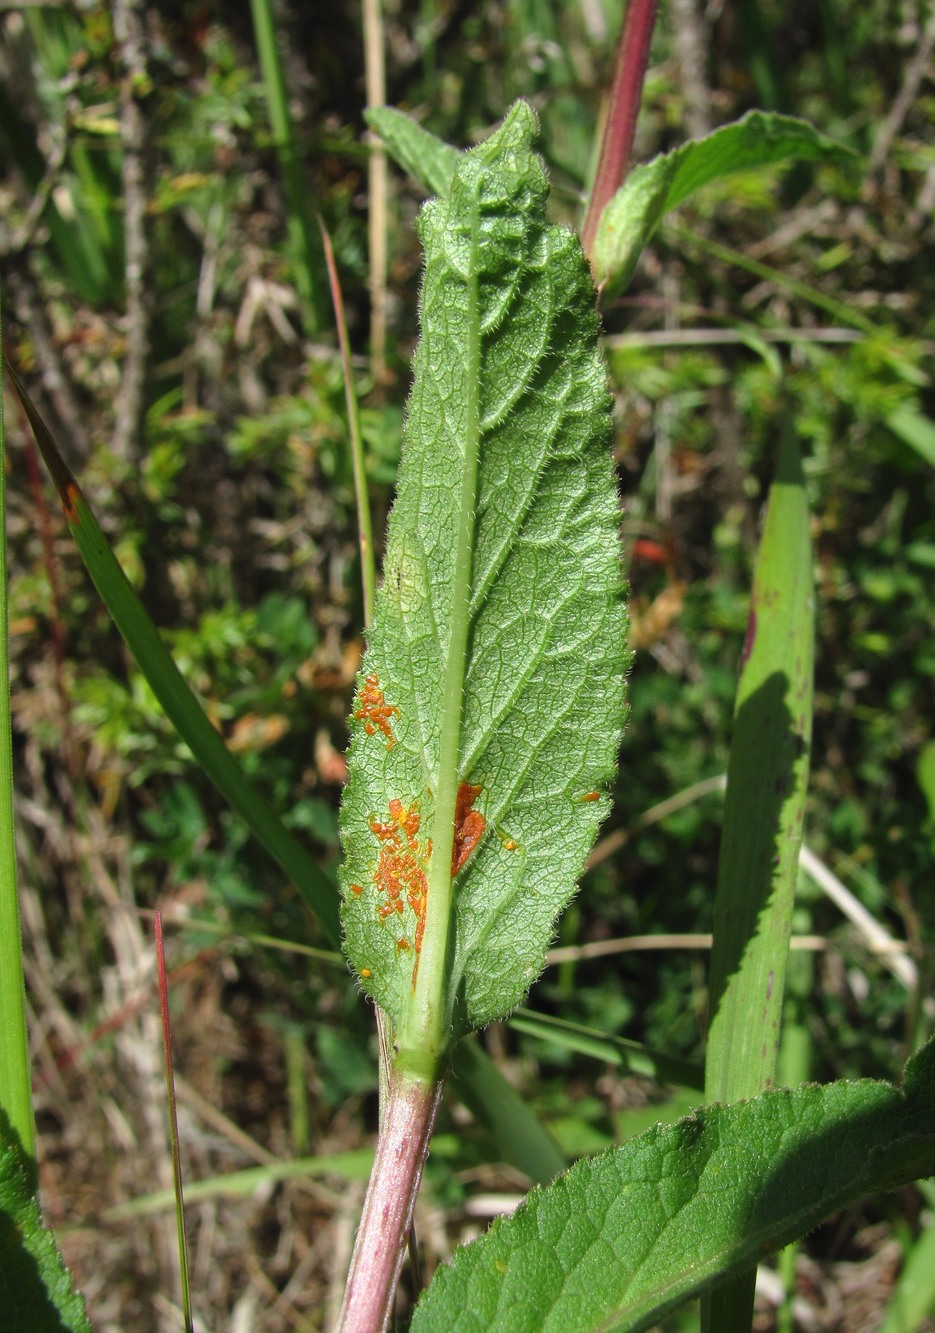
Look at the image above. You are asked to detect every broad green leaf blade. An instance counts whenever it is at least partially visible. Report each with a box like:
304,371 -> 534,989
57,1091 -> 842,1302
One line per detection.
0,330 -> 34,1157
365,106 -> 461,198
705,427 -> 814,1102
702,427 -> 814,1328
0,1111 -> 91,1333
4,360 -> 340,947
592,111 -> 854,294
410,1037 -> 935,1333
340,101 -> 627,1057
508,1009 -> 704,1091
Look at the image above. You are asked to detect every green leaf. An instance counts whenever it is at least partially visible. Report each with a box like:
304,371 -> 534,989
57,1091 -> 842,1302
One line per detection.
0,1112 -> 91,1333
886,404 -> 935,468
592,111 -> 854,294
0,319 -> 34,1159
702,425 -> 815,1328
365,106 -> 461,198
340,101 -> 627,1064
410,1036 -> 935,1333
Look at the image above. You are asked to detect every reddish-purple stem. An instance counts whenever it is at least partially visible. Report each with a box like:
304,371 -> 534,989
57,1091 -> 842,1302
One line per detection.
581,0 -> 660,261
338,1069 -> 443,1332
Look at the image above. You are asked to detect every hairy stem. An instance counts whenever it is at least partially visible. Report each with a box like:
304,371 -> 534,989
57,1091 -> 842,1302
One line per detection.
337,1069 -> 443,1332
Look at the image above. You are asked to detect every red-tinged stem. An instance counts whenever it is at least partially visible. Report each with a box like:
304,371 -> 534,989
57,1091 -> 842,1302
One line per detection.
581,0 -> 660,261
338,1068 -> 444,1332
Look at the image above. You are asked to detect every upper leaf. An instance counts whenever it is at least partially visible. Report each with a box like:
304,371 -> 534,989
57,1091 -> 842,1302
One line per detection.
410,1036 -> 935,1333
592,111 -> 855,294
340,102 -> 627,1050
365,106 -> 461,198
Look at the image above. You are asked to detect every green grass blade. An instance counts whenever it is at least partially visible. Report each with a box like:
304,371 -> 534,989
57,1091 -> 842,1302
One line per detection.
0,329 -> 35,1159
702,423 -> 815,1332
449,1037 -> 565,1185
508,1008 -> 704,1091
249,0 -> 322,332
4,358 -> 340,948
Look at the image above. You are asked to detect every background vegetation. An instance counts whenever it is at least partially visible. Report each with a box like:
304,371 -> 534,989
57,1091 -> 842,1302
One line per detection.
1,0 -> 934,1328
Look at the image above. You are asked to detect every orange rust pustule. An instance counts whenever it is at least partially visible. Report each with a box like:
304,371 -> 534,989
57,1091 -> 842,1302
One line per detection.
353,672 -> 399,749
63,481 -> 81,525
369,799 -> 430,986
452,782 -> 485,876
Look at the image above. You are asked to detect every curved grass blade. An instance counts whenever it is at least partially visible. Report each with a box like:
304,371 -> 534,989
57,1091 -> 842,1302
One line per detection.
340,102 -> 628,1064
411,1036 -> 935,1333
4,358 -> 340,947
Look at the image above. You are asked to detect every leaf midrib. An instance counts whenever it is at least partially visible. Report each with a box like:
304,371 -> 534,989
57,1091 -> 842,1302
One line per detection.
397,178 -> 485,1062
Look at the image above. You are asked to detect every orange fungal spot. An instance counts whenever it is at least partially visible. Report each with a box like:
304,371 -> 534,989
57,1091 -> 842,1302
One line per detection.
579,791 -> 602,802
63,481 -> 81,525
500,836 -> 519,852
349,883 -> 363,896
452,782 -> 485,875
360,968 -> 372,978
354,672 -> 399,749
368,797 -> 431,987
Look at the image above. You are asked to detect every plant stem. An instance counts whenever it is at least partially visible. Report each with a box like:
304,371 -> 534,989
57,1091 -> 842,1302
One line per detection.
337,1068 -> 443,1332
580,0 -> 659,260
362,0 -> 389,384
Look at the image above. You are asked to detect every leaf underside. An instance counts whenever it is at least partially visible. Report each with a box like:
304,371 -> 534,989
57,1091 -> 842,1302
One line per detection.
411,1037 -> 935,1333
340,102 -> 627,1037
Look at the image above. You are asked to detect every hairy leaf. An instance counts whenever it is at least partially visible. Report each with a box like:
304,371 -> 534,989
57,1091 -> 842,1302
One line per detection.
340,102 -> 627,1050
593,111 -> 854,294
0,1113 -> 91,1333
411,1036 -> 935,1332
366,106 -> 461,198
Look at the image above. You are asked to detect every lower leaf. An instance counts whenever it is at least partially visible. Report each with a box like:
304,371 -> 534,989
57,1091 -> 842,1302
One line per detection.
411,1036 -> 935,1333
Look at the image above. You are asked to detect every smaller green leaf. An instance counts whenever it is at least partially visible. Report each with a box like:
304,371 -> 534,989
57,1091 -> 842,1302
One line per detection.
0,1112 -> 92,1333
411,1036 -> 935,1333
592,111 -> 855,293
886,404 -> 935,469
365,106 -> 461,198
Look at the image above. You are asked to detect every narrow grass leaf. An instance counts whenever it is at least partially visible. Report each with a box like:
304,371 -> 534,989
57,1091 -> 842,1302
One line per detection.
410,1036 -> 935,1333
508,1009 -> 704,1091
449,1038 -> 566,1186
702,425 -> 814,1330
365,106 -> 461,198
705,426 -> 815,1101
886,404 -> 935,469
4,359 -> 340,947
593,111 -> 854,293
340,102 -> 628,1058
0,329 -> 34,1158
0,1111 -> 92,1333
877,1211 -> 935,1333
